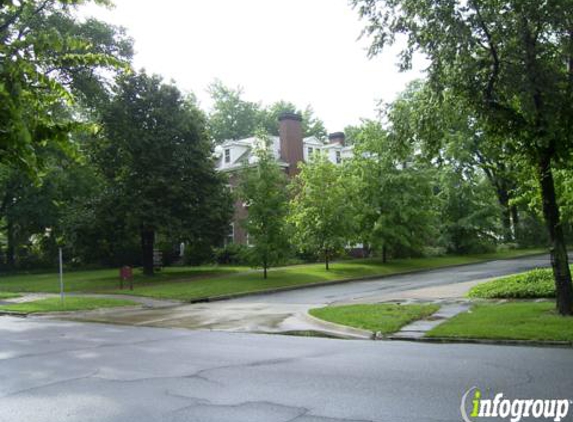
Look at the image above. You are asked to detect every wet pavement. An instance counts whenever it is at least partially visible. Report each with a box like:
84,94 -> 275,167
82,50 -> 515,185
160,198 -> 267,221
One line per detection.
1,316 -> 572,422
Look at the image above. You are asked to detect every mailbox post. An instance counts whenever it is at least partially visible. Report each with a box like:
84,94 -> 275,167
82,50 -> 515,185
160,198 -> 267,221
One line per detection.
119,266 -> 133,290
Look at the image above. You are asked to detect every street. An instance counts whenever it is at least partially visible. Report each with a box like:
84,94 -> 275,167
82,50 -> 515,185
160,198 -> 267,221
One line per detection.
0,316 -> 572,422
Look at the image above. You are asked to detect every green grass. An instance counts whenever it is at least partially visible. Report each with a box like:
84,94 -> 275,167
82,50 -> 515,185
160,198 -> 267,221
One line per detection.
0,248 -> 545,301
0,297 -> 139,314
427,302 -> 573,342
0,265 -> 248,294
309,303 -> 440,334
0,292 -> 21,299
468,266 -> 565,299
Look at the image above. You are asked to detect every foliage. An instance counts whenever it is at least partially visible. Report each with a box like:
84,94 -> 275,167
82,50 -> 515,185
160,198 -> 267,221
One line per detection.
259,101 -> 327,139
289,153 -> 355,269
427,302 -> 573,341
207,81 -> 327,142
436,165 -> 500,254
92,71 -> 233,274
207,80 -> 261,143
345,120 -> 437,259
238,136 -> 290,277
353,0 -> 573,314
212,244 -> 251,265
309,303 -> 440,334
384,81 -> 522,243
468,267 -> 564,299
0,0 -> 129,175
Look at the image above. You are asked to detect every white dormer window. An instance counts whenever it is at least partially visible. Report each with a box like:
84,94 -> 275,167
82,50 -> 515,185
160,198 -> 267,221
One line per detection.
336,150 -> 341,164
224,149 -> 231,164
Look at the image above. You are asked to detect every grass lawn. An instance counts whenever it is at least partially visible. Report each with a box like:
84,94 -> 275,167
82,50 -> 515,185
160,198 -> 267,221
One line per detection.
0,297 -> 139,314
0,292 -> 21,299
427,302 -> 573,342
0,265 -> 248,294
0,248 -> 545,302
309,303 -> 440,334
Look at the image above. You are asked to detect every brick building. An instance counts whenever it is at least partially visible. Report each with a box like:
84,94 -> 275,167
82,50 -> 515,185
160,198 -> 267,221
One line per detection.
215,112 -> 353,245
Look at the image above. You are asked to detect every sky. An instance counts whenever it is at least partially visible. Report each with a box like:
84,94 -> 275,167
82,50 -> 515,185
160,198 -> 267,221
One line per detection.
83,0 -> 425,132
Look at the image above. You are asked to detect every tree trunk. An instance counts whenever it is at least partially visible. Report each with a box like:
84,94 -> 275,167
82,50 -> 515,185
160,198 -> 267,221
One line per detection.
538,155 -> 573,315
263,257 -> 268,279
382,244 -> 388,264
511,205 -> 520,242
497,189 -> 513,243
325,250 -> 329,271
6,220 -> 15,269
141,226 -> 155,276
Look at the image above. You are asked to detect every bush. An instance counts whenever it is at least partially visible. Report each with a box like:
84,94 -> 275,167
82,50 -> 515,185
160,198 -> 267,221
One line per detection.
183,241 -> 214,266
212,244 -> 250,265
468,267 -> 563,299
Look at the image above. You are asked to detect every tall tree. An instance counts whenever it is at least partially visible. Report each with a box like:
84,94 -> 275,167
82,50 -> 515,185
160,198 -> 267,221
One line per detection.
289,153 -> 354,270
0,0 -> 128,175
207,80 -> 261,143
346,120 -> 437,261
386,81 -> 520,242
353,0 -> 573,314
238,137 -> 290,278
98,72 -> 232,275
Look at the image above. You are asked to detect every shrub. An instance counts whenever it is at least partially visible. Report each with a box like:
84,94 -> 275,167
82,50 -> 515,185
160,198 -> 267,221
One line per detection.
468,267 -> 563,299
212,244 -> 250,265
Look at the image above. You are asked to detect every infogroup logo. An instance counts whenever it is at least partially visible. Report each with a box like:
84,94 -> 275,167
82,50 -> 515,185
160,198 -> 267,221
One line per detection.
461,387 -> 571,422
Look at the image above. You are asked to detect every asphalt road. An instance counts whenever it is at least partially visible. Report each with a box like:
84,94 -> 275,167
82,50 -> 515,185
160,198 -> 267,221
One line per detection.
64,254 -> 557,332
235,253 -> 555,305
0,316 -> 572,422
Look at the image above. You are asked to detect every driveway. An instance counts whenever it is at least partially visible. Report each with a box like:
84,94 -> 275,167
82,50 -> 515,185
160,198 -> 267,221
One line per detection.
0,316 -> 571,422
61,254 -> 554,333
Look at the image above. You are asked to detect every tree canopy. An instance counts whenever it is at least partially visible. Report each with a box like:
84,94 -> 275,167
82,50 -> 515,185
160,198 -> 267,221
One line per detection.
353,0 -> 573,314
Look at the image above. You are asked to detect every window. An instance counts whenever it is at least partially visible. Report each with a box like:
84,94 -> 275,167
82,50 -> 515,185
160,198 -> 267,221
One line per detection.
308,147 -> 314,158
224,148 -> 231,164
225,223 -> 234,245
336,150 -> 341,164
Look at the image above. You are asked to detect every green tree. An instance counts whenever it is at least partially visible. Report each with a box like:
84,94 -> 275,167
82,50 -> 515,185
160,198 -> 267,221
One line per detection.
0,0 -> 128,174
97,72 -> 232,275
386,81 -> 520,243
353,0 -> 573,314
289,153 -> 354,270
207,80 -> 261,143
238,137 -> 290,278
436,164 -> 501,254
346,120 -> 437,261
207,81 -> 328,142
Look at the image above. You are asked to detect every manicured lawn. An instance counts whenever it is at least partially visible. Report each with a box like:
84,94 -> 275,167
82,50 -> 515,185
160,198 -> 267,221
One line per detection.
0,297 -> 139,314
0,265 -> 248,294
0,292 -> 20,299
116,249 -> 544,301
427,302 -> 573,342
0,248 -> 545,301
309,303 -> 440,334
469,267 -> 562,299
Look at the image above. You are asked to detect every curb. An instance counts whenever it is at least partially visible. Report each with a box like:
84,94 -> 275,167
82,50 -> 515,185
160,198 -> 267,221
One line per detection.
298,311 -> 375,340
183,252 -> 548,304
0,310 -> 27,317
385,335 -> 573,348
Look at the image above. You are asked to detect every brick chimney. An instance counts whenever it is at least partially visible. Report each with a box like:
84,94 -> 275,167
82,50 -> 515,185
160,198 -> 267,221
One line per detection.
278,112 -> 304,177
328,132 -> 345,146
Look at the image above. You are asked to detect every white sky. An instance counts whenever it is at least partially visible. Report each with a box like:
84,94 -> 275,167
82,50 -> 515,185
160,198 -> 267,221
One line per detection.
83,0 -> 425,132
